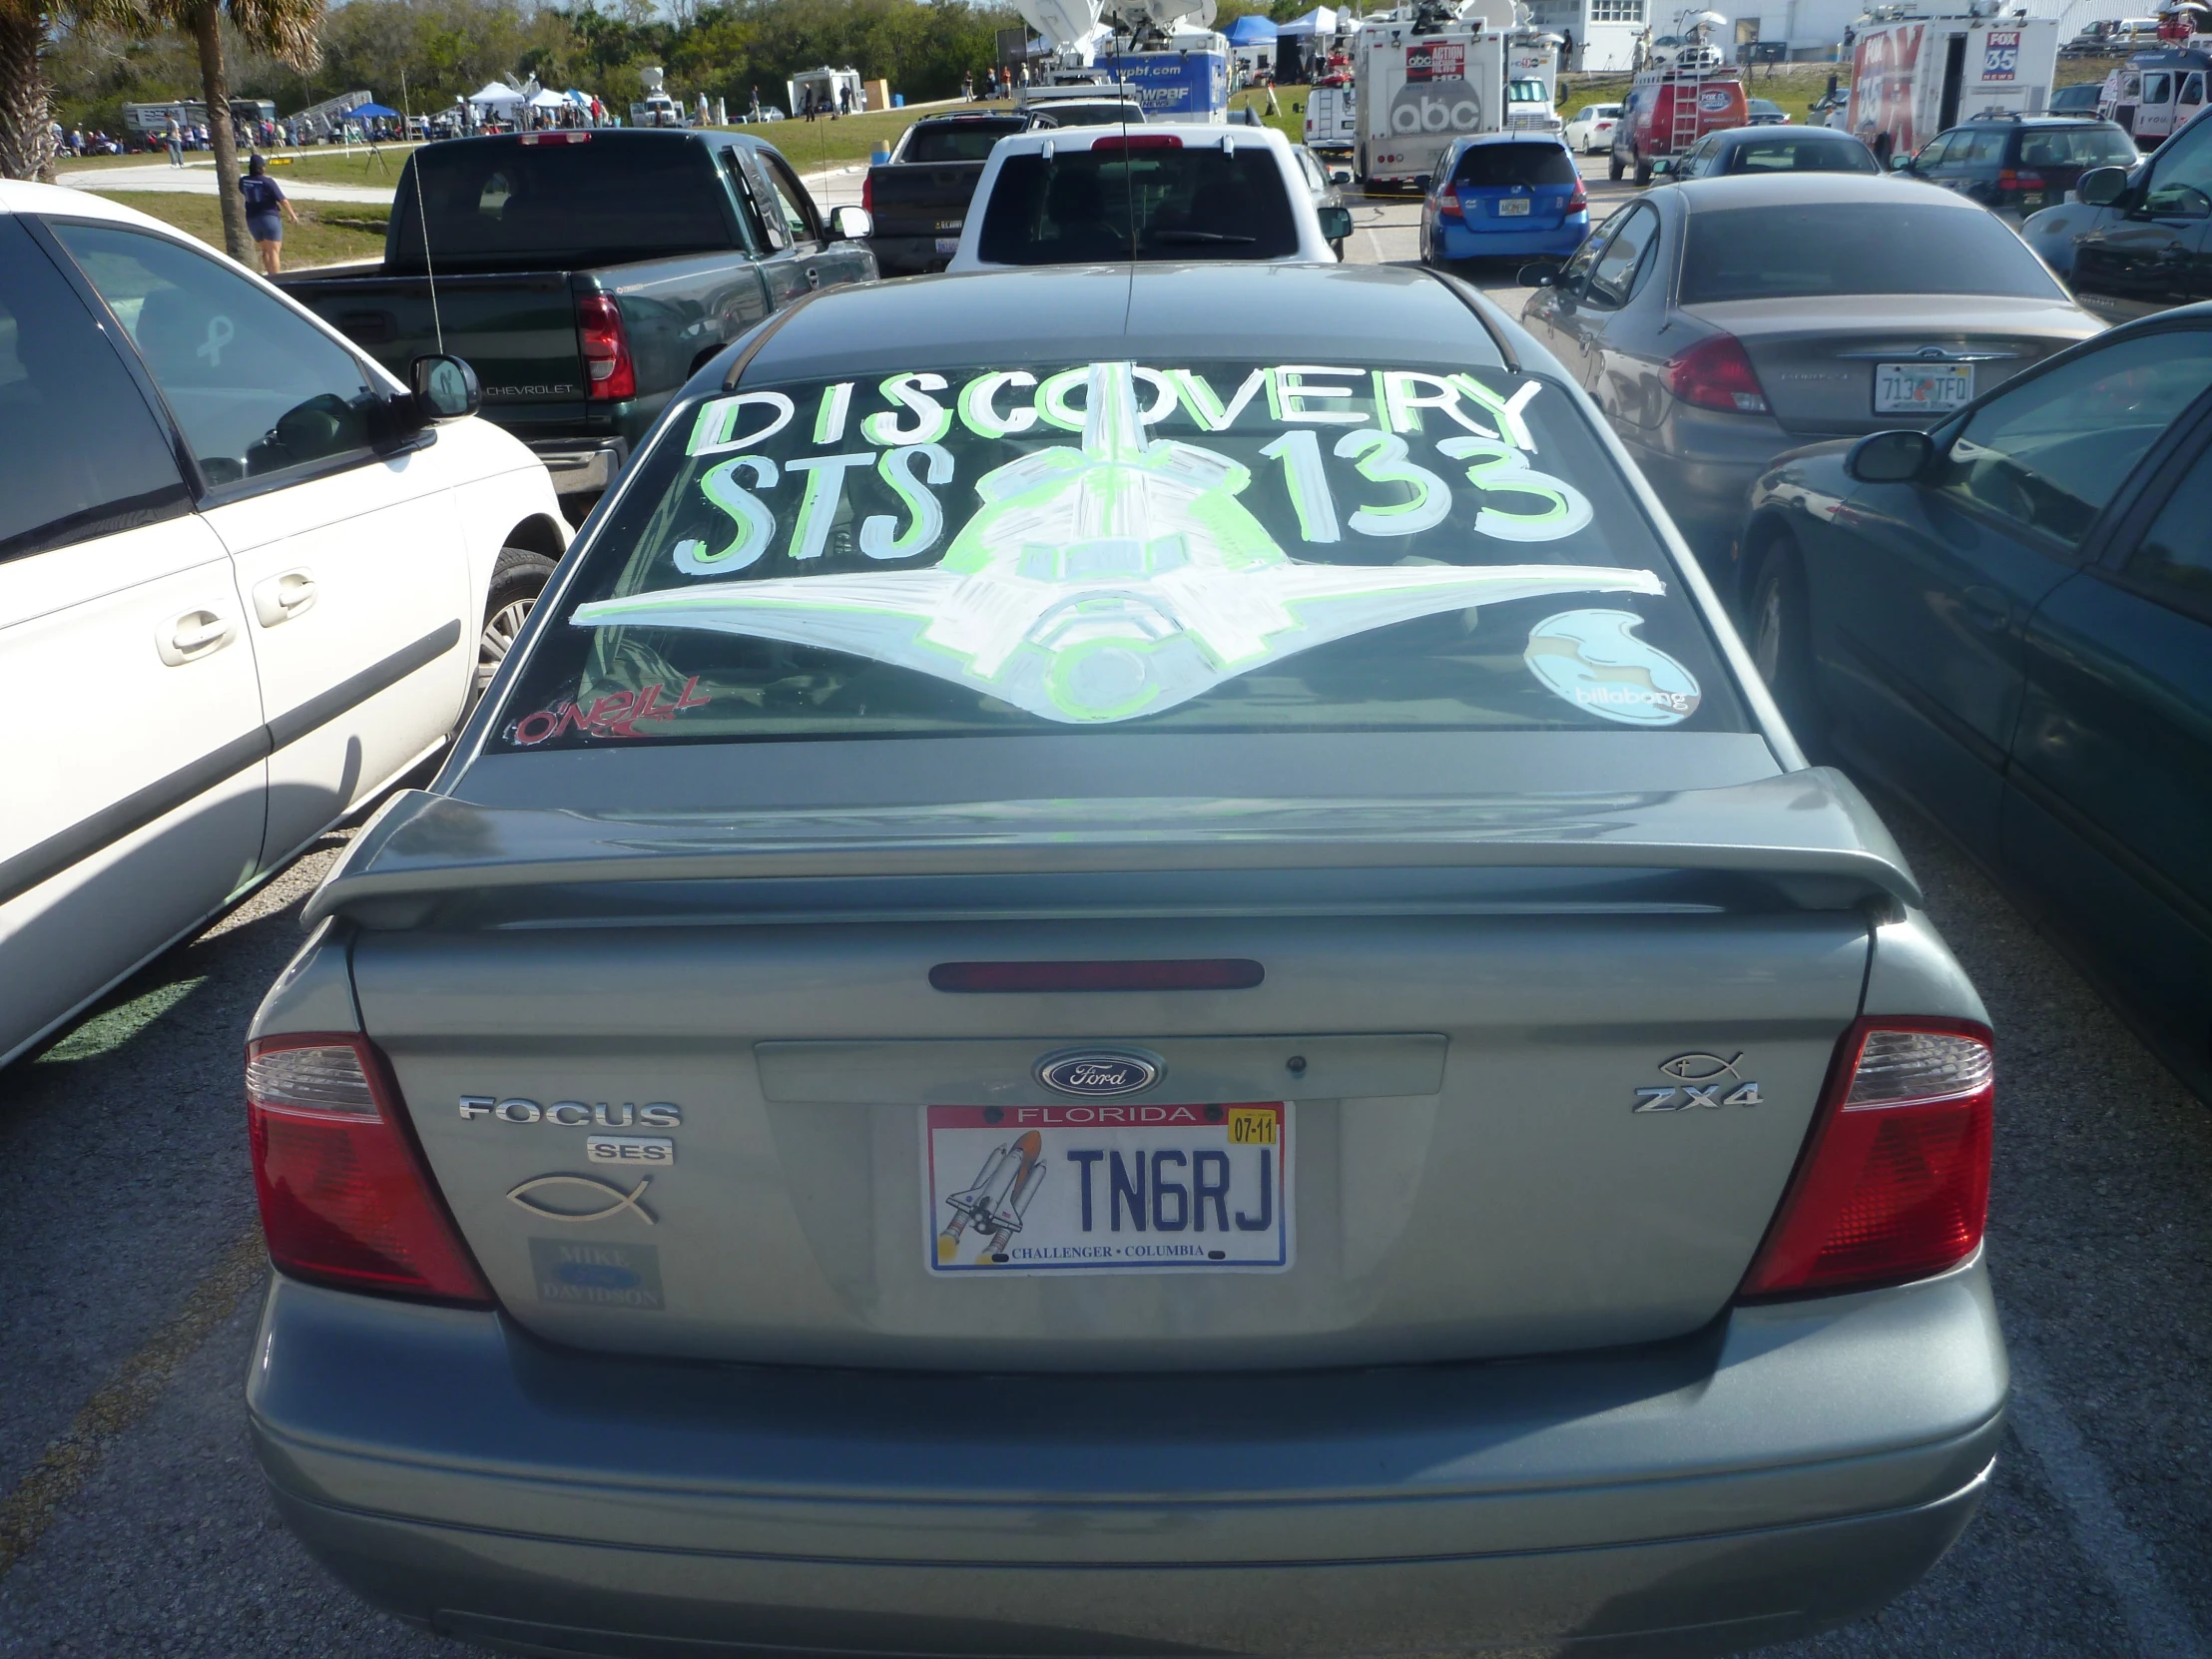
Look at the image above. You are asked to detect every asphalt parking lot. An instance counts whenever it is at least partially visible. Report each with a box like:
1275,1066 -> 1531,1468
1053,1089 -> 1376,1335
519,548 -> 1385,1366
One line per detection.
4,160 -> 2210,1659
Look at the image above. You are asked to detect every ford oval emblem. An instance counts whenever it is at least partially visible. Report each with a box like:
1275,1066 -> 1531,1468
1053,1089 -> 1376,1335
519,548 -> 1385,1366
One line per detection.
1036,1051 -> 1161,1098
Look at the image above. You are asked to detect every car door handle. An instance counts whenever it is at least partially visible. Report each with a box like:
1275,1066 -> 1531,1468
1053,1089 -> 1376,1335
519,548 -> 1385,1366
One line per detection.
252,568 -> 317,627
1961,585 -> 2009,632
806,267 -> 822,289
158,607 -> 237,666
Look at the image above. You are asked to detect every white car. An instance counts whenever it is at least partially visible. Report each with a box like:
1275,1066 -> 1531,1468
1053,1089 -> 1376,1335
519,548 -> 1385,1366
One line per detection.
0,184 -> 566,1066
947,125 -> 1352,270
1563,101 -> 1624,154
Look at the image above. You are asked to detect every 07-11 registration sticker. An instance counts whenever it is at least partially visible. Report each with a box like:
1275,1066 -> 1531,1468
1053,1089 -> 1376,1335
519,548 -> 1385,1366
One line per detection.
925,1102 -> 1293,1274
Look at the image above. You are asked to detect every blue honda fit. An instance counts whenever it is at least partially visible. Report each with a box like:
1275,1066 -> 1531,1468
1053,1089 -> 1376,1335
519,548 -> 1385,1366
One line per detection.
1421,133 -> 1588,264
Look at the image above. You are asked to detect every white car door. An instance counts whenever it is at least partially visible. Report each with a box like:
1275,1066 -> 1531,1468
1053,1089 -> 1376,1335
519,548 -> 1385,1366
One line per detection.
0,218 -> 265,1064
51,221 -> 473,872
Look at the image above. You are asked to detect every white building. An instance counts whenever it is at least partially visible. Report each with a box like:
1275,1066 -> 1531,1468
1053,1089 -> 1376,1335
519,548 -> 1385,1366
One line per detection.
1526,0 -> 1650,71
1541,0 -> 2144,73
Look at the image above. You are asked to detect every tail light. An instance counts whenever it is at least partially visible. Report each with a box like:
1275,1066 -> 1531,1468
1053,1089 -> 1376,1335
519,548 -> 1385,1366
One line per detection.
1565,177 -> 1588,212
1664,332 -> 1770,414
1091,132 -> 1181,151
861,168 -> 874,213
247,1034 -> 491,1306
518,130 -> 590,145
1998,168 -> 2045,191
1437,189 -> 1464,218
577,293 -> 635,401
1739,1018 -> 1994,1299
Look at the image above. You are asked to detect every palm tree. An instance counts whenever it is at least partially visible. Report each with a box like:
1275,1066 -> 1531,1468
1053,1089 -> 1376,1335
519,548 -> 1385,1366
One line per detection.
147,0 -> 323,261
0,0 -> 55,180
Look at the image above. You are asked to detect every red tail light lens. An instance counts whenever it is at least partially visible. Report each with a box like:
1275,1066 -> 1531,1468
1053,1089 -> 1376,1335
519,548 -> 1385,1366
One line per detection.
1998,168 -> 2045,191
1437,190 -> 1464,218
1664,332 -> 1771,415
1739,1018 -> 1994,1299
861,169 -> 874,213
518,130 -> 591,146
1565,178 -> 1588,213
577,293 -> 635,401
247,1034 -> 491,1306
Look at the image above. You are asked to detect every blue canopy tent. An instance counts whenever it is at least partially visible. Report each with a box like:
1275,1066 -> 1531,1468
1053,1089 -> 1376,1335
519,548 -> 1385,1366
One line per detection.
1225,13 -> 1280,43
349,101 -> 400,119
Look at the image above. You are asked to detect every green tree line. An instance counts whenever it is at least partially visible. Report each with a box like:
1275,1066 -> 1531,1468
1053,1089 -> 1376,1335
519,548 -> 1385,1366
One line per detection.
46,0 -> 1023,134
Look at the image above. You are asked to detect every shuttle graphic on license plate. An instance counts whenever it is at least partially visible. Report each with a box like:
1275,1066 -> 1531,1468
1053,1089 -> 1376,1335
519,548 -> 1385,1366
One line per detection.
925,1103 -> 1292,1274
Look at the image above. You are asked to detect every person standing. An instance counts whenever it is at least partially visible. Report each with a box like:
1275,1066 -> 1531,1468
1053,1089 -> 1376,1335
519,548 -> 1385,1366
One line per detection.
962,70 -> 974,101
165,114 -> 184,166
239,154 -> 300,276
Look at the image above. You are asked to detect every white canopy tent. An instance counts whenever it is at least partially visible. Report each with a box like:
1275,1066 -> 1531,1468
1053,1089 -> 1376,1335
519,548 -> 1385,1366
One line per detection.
1275,7 -> 1339,35
466,81 -> 526,108
529,88 -> 569,109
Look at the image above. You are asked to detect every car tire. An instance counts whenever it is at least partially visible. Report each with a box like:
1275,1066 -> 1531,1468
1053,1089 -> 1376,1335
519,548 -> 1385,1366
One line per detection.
1634,151 -> 1652,187
1609,148 -> 1625,181
469,546 -> 557,717
1748,534 -> 1823,745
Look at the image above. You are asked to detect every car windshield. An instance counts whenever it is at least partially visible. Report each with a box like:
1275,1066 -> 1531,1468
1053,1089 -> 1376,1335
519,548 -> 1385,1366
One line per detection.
1452,143 -> 1576,187
1681,204 -> 2065,302
388,137 -> 728,272
490,357 -> 1744,746
1027,102 -> 1144,127
904,121 -> 1024,163
976,145 -> 1300,262
1748,99 -> 1783,114
1509,80 -> 1550,101
1725,135 -> 1879,173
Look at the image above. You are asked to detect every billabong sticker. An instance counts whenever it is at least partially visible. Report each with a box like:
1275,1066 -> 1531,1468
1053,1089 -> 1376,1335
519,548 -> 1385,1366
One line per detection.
1524,609 -> 1701,727
572,362 -> 1663,726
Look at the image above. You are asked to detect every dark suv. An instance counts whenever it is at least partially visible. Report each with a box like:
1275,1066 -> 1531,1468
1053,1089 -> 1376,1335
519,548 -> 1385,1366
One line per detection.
1896,114 -> 2140,215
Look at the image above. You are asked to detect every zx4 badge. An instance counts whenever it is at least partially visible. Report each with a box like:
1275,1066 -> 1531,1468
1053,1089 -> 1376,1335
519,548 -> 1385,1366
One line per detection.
1634,1051 -> 1763,1113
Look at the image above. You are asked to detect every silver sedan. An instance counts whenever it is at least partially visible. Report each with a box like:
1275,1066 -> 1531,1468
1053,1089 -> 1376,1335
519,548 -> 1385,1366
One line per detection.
1517,173 -> 2102,570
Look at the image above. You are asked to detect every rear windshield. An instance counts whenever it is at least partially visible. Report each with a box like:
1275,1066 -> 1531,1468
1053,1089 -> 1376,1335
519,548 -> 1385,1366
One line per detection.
1681,204 -> 2065,303
488,357 -> 1745,747
978,145 -> 1300,262
2015,124 -> 2139,167
1723,135 -> 1880,173
389,137 -> 728,272
1027,102 -> 1145,128
1452,143 -> 1577,187
903,121 -> 1024,164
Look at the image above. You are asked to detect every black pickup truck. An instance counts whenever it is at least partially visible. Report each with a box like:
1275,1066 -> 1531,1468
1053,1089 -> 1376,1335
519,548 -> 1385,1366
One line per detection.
280,129 -> 874,509
863,113 -> 1030,275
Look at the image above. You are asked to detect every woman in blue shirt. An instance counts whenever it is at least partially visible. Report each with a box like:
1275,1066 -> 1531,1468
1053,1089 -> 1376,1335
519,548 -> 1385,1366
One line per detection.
239,155 -> 300,275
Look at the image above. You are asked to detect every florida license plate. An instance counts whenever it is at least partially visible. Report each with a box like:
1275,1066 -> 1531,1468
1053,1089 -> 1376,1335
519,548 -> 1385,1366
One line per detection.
1497,197 -> 1532,216
1875,361 -> 1973,413
934,237 -> 960,254
925,1102 -> 1293,1274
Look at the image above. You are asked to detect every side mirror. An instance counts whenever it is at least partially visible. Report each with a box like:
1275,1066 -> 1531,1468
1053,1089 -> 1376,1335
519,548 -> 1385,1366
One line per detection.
1889,152 -> 1915,172
2077,165 -> 2130,206
1318,204 -> 1354,241
408,353 -> 480,423
829,204 -> 873,241
1845,428 -> 1935,484
1650,156 -> 1674,175
1330,168 -> 1353,185
1518,261 -> 1561,287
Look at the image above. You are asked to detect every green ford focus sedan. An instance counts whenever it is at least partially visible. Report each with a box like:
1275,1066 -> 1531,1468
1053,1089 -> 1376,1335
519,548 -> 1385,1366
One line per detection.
244,264 -> 2004,1658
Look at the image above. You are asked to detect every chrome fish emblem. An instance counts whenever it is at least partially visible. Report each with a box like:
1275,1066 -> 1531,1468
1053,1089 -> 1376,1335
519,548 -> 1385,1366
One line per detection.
507,1173 -> 657,1225
573,361 -> 1664,725
1659,1052 -> 1745,1082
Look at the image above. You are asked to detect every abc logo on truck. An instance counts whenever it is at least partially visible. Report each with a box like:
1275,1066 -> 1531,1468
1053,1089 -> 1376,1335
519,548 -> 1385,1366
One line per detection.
1392,44 -> 1482,133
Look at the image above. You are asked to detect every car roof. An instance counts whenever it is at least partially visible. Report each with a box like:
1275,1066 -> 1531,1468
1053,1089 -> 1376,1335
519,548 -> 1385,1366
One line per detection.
0,178 -> 193,228
1672,174 -> 1977,211
739,266 -> 1507,384
987,124 -> 1286,155
1708,124 -> 1860,141
1455,131 -> 1571,148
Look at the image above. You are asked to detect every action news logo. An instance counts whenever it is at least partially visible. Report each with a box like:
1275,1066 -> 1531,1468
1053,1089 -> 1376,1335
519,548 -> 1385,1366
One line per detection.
1392,41 -> 1482,133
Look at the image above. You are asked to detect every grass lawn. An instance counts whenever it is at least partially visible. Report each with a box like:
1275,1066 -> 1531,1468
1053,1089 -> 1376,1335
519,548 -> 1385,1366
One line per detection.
100,191 -> 389,268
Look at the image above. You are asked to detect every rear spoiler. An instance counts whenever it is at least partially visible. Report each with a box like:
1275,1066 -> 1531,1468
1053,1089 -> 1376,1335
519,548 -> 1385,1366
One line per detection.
303,768 -> 1920,929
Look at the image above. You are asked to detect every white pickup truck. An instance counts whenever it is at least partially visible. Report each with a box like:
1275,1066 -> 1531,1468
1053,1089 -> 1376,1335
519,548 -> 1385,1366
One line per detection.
948,125 -> 1353,269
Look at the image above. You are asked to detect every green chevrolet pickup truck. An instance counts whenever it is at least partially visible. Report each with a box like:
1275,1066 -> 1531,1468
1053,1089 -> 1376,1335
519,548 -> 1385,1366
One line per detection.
280,128 -> 875,513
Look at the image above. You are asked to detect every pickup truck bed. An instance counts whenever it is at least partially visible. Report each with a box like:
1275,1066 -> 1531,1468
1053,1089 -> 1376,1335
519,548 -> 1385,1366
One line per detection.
864,113 -> 1027,276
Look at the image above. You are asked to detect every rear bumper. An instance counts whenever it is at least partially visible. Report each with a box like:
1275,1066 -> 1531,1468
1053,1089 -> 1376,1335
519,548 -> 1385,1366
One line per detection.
867,234 -> 956,275
251,1262 -> 2005,1657
1437,218 -> 1588,260
525,437 -> 628,498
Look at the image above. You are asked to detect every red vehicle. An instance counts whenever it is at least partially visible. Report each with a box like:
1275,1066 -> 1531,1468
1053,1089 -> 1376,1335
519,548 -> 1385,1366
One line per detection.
1611,69 -> 1750,184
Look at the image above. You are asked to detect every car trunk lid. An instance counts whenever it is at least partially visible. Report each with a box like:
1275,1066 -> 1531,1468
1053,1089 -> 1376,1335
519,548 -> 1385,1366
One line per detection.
1679,295 -> 2096,437
326,774 -> 1901,1373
